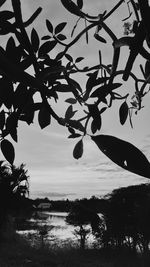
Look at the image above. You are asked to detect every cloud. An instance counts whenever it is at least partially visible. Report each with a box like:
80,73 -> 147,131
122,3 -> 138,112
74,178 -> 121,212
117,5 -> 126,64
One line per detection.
31,190 -> 74,199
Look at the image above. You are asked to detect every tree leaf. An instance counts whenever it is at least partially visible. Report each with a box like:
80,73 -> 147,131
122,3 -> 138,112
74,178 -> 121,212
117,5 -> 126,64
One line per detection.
57,34 -> 67,41
65,105 -> 77,120
91,134 -> 150,178
6,37 -> 16,61
67,77 -> 82,93
41,35 -> 51,41
73,139 -> 83,159
55,22 -> 67,34
31,28 -> 40,53
1,139 -> 15,165
75,57 -> 84,63
46,19 -> 53,33
68,133 -> 81,138
68,120 -> 85,132
88,104 -> 102,132
90,83 -> 122,99
65,98 -> 77,104
91,116 -> 102,134
9,127 -> 18,143
68,127 -> 75,134
0,11 -> 14,20
5,113 -> 18,142
38,41 -> 57,57
38,106 -> 51,129
119,101 -> 129,125
94,34 -> 107,43
84,71 -> 98,101
65,53 -> 73,62
60,0 -> 84,17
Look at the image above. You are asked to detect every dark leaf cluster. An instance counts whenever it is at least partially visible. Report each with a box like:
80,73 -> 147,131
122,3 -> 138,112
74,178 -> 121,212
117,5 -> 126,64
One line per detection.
0,0 -> 149,181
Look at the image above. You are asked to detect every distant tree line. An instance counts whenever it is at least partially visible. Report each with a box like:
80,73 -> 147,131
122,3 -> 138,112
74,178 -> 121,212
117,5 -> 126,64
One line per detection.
66,183 -> 150,253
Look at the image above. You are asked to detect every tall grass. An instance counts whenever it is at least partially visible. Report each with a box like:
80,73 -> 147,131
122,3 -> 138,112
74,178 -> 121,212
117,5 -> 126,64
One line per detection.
1,232 -> 150,267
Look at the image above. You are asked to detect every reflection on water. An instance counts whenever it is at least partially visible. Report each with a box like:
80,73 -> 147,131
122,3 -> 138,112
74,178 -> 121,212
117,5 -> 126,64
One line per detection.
45,212 -> 75,240
18,212 -> 76,242
18,211 -> 97,248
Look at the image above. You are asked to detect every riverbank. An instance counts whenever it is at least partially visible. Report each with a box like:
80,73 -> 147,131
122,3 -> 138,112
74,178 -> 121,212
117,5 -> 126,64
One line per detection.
1,233 -> 150,267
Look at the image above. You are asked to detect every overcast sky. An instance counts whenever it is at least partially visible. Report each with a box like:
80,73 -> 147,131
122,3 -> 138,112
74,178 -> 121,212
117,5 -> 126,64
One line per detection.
1,0 -> 150,200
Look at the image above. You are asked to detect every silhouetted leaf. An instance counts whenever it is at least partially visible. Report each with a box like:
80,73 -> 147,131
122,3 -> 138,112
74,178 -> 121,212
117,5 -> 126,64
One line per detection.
65,98 -> 77,104
119,101 -> 129,125
90,83 -> 122,99
94,34 -> 107,43
1,139 -> 15,165
55,51 -> 64,60
88,105 -> 102,133
67,77 -> 82,93
91,116 -> 102,134
65,54 -> 73,62
46,19 -> 53,33
55,22 -> 67,34
31,28 -> 40,53
41,35 -> 51,41
75,57 -> 84,63
92,135 -> 150,178
68,133 -> 81,138
65,105 -> 77,120
0,11 -> 14,20
73,139 -> 83,159
0,110 -> 5,130
68,127 -> 75,134
57,34 -> 67,40
84,71 -> 98,101
60,0 -> 84,17
0,20 -> 12,35
38,40 -> 57,57
68,120 -> 85,132
6,36 -> 15,56
6,113 -> 18,142
38,106 -> 51,129
10,128 -> 18,143
6,37 -> 22,63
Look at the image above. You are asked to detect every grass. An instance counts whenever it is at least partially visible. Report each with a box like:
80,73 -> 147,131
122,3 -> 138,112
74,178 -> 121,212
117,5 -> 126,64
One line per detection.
0,233 -> 150,267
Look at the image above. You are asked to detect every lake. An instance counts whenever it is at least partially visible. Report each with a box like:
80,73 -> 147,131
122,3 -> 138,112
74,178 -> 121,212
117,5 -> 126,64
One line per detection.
18,211 -> 96,247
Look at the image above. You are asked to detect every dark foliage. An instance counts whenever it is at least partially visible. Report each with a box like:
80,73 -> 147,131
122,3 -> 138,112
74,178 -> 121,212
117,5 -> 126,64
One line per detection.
0,0 -> 148,180
93,183 -> 150,254
0,161 -> 30,239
